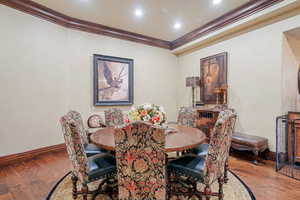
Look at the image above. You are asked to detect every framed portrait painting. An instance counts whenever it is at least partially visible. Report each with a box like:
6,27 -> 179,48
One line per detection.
200,52 -> 228,104
93,54 -> 134,106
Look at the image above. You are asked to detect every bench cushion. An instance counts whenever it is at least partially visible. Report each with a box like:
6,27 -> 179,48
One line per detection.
232,132 -> 268,151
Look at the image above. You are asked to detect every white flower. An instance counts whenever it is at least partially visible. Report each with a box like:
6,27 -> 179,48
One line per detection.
144,115 -> 151,121
159,106 -> 165,113
143,104 -> 152,110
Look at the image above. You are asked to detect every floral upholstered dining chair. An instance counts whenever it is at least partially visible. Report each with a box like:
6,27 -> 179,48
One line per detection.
67,110 -> 107,157
177,106 -> 197,127
114,121 -> 166,200
104,108 -> 124,127
191,107 -> 235,166
168,109 -> 237,200
87,114 -> 106,129
67,110 -> 89,145
60,115 -> 117,200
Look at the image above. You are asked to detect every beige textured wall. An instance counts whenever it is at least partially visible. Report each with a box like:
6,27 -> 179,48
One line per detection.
281,35 -> 299,113
286,34 -> 300,63
2,4 -> 300,155
177,14 -> 300,151
284,35 -> 300,110
0,6 -> 178,156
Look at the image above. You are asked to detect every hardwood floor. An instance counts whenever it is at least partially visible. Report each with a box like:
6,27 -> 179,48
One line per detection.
0,150 -> 299,200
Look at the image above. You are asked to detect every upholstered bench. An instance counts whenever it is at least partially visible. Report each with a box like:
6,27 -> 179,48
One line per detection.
231,132 -> 269,165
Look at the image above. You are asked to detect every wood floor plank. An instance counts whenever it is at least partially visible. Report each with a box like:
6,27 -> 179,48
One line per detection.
0,192 -> 14,200
0,150 -> 299,200
229,156 -> 300,200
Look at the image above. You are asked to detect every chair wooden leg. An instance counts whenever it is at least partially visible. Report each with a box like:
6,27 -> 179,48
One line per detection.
224,159 -> 229,184
204,185 -> 211,200
218,178 -> 224,200
82,184 -> 88,200
71,175 -> 78,199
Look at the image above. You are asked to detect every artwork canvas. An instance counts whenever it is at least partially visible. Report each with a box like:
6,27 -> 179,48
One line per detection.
200,52 -> 228,104
94,54 -> 133,106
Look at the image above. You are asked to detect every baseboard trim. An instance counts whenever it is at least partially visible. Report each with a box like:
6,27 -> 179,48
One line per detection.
0,143 -> 66,167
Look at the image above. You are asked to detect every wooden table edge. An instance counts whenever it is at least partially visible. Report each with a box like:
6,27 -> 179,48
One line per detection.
90,126 -> 207,153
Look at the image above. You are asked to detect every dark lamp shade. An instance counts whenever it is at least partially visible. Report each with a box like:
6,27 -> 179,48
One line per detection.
186,76 -> 200,87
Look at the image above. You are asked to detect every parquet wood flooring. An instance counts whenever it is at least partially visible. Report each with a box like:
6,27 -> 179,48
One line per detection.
0,150 -> 299,200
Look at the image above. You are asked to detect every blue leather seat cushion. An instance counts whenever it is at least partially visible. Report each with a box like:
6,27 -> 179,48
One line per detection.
88,153 -> 116,181
168,154 -> 206,180
192,143 -> 209,157
85,143 -> 108,157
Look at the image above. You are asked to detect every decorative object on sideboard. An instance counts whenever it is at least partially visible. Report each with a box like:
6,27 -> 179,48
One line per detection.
214,88 -> 222,104
200,52 -> 228,104
220,84 -> 228,104
195,101 -> 205,106
214,84 -> 228,104
94,54 -> 134,106
185,76 -> 200,107
276,113 -> 300,181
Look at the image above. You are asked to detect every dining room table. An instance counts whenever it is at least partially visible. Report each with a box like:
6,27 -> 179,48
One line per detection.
90,123 -> 207,153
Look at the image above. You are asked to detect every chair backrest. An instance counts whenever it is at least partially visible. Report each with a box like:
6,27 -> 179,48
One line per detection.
177,107 -> 197,127
203,109 -> 237,185
114,121 -> 166,200
87,114 -> 106,128
105,108 -> 124,127
60,115 -> 89,184
67,110 -> 89,145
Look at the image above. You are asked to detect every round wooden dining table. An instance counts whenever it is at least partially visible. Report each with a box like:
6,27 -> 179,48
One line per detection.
90,123 -> 207,152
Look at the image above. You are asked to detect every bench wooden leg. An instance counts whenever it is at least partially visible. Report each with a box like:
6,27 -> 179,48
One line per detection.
253,150 -> 259,165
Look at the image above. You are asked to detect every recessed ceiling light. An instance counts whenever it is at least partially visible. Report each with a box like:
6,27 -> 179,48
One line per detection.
134,9 -> 143,17
213,0 -> 223,5
174,22 -> 182,29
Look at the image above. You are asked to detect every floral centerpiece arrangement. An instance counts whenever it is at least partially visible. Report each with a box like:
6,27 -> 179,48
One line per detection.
127,104 -> 166,125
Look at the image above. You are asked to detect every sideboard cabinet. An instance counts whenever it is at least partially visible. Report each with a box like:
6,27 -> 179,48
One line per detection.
195,106 -> 222,139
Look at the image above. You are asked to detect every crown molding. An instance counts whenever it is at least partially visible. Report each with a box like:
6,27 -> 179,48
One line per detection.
0,0 -> 171,49
170,0 -> 284,50
0,0 -> 284,50
172,0 -> 300,56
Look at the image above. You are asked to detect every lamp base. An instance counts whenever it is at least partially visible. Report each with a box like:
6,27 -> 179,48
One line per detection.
195,101 -> 205,106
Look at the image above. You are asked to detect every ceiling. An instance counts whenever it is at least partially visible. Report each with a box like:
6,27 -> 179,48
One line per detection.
32,0 -> 250,41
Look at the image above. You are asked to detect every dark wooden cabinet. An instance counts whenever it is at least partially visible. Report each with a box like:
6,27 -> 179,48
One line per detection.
287,112 -> 300,163
195,107 -> 221,139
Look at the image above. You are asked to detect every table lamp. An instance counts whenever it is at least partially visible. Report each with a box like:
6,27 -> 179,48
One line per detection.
186,76 -> 200,107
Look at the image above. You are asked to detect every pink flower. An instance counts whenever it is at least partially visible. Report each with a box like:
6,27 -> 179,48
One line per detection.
152,116 -> 160,122
140,110 -> 148,116
125,118 -> 130,123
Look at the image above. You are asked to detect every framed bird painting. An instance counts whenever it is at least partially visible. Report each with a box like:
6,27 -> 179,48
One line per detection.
93,54 -> 134,106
